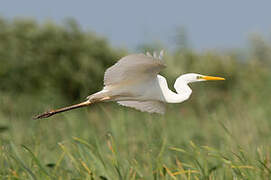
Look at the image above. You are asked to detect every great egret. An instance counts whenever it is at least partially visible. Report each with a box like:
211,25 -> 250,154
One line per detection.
34,50 -> 225,119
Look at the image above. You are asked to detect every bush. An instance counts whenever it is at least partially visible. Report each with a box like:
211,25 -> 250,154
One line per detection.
0,18 -> 125,101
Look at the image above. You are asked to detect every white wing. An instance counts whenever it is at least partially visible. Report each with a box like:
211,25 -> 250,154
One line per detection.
117,100 -> 165,114
146,50 -> 164,60
104,52 -> 166,86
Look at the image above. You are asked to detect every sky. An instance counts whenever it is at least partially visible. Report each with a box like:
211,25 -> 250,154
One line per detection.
1,0 -> 271,51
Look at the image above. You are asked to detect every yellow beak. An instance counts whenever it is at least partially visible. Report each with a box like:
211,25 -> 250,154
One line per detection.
202,76 -> 225,81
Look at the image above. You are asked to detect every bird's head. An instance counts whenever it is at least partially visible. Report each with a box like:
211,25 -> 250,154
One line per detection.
180,73 -> 225,83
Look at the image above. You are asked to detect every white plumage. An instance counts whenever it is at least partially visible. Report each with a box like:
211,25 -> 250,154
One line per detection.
104,52 -> 165,86
118,101 -> 165,114
35,50 -> 225,119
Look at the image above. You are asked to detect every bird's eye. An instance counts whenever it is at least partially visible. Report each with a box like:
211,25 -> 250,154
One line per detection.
196,76 -> 202,79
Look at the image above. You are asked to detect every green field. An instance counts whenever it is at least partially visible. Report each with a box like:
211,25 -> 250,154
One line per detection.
1,18 -> 271,179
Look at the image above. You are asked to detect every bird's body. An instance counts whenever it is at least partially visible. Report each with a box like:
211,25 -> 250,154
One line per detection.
97,75 -> 166,101
35,50 -> 225,119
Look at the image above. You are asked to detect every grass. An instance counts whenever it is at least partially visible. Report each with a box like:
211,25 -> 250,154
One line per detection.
1,95 -> 271,179
0,16 -> 271,179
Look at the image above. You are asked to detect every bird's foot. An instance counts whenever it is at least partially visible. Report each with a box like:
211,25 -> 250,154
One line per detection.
33,111 -> 55,120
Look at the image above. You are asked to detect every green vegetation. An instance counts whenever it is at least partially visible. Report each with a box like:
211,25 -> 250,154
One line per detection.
1,18 -> 271,179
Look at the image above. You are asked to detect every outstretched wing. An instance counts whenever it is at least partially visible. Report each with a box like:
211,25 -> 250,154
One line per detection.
104,51 -> 166,86
117,100 -> 165,114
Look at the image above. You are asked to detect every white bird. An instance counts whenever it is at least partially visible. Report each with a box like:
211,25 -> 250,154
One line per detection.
35,50 -> 225,119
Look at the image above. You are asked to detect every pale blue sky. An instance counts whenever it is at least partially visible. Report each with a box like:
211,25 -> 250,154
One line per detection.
1,0 -> 271,51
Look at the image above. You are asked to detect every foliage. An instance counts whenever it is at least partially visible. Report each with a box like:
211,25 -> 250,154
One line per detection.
1,17 -> 271,179
0,17 -> 125,102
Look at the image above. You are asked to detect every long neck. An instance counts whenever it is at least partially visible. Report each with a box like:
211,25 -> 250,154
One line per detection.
174,77 -> 192,98
158,75 -> 192,103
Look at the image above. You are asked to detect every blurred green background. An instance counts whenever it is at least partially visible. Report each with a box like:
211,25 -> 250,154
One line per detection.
1,18 -> 271,179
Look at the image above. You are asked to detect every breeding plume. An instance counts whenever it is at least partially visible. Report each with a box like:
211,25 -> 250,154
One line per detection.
35,50 -> 225,119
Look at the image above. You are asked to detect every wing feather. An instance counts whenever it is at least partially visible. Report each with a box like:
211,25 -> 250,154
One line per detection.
117,100 -> 165,114
104,53 -> 166,86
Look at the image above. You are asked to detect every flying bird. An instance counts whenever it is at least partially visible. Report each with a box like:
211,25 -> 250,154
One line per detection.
34,50 -> 225,119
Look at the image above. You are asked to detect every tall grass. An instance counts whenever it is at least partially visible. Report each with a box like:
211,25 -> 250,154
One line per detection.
1,99 -> 271,179
1,18 -> 271,179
